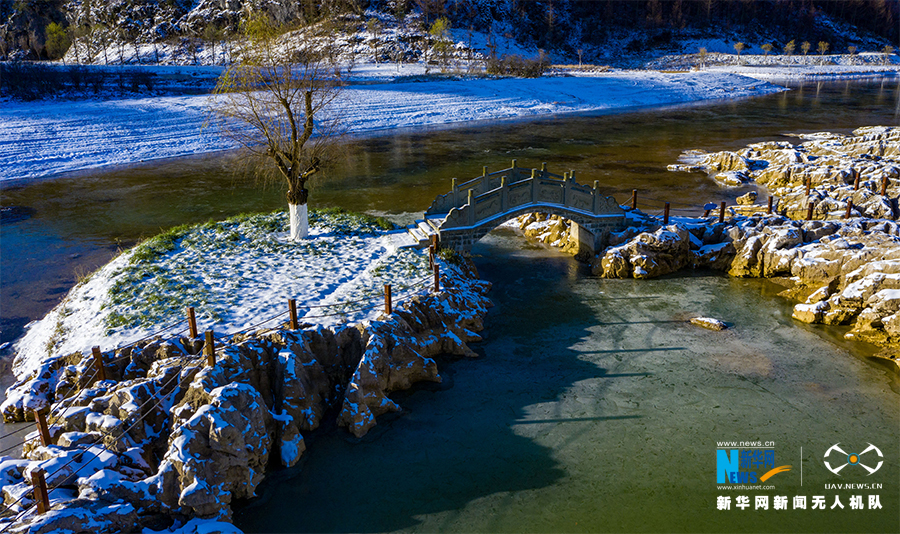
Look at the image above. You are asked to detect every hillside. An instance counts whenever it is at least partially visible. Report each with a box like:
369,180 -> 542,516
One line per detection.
1,0 -> 897,66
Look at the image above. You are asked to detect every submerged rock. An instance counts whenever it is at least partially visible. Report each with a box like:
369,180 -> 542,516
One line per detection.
689,317 -> 728,331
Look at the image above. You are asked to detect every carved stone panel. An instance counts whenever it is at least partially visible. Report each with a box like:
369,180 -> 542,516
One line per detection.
570,190 -> 593,212
538,183 -> 564,204
475,195 -> 501,220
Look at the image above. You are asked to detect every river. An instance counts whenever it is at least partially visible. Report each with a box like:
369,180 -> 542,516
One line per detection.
1,78 -> 899,532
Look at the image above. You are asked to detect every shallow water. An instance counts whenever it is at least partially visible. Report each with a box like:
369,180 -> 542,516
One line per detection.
2,78 -> 898,345
0,78 -> 899,532
235,229 -> 898,533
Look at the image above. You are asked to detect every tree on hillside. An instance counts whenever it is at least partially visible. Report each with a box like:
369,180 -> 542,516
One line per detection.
45,22 -> 70,63
210,13 -> 344,241
429,17 -> 452,71
817,41 -> 829,55
761,43 -> 773,56
366,17 -> 382,64
733,42 -> 745,55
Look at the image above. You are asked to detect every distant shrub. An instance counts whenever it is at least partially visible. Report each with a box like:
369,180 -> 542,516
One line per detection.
847,45 -> 857,55
486,54 -> 545,78
0,62 -> 160,100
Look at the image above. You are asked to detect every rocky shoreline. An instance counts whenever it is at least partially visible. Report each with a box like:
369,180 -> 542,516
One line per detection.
0,258 -> 491,533
516,126 -> 900,363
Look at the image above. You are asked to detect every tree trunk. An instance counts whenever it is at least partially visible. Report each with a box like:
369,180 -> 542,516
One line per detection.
287,187 -> 309,240
288,203 -> 309,240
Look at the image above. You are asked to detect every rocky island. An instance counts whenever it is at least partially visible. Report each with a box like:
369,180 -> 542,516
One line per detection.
0,213 -> 492,532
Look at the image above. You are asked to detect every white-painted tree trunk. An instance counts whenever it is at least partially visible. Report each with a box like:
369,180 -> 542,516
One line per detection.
289,203 -> 309,241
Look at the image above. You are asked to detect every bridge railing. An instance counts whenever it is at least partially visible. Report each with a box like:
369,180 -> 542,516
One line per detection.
426,160 -> 564,216
438,167 -> 623,231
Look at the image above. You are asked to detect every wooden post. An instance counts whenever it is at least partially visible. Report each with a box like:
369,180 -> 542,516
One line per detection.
719,201 -> 726,223
433,264 -> 440,293
845,200 -> 853,219
34,408 -> 51,447
881,176 -> 889,196
767,196 -> 773,214
805,176 -> 811,196
853,170 -> 860,191
631,189 -> 637,210
663,202 -> 670,225
288,299 -> 298,330
807,202 -> 814,221
384,284 -> 392,315
431,233 -> 438,248
204,330 -> 215,367
91,346 -> 107,382
187,307 -> 198,338
31,469 -> 49,515
429,244 -> 435,268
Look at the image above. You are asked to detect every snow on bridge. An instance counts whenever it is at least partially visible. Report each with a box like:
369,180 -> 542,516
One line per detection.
406,161 -> 629,258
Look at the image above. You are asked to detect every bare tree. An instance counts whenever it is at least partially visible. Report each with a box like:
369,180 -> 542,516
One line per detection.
210,14 -> 344,241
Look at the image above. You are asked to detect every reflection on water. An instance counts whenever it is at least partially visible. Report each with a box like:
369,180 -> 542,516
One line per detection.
2,79 -> 898,346
235,229 -> 898,533
1,77 -> 898,533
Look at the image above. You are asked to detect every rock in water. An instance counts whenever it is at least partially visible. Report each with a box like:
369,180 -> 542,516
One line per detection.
689,317 -> 729,331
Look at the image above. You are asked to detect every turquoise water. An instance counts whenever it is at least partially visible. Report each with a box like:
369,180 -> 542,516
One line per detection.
1,78 -> 899,533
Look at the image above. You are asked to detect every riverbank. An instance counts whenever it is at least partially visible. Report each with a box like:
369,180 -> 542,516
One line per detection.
0,211 -> 492,532
0,68 -> 787,183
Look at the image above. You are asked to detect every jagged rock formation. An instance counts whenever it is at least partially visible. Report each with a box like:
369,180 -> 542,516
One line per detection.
515,127 -> 900,361
674,126 -> 900,221
591,215 -> 900,359
0,259 -> 491,532
0,0 -> 66,60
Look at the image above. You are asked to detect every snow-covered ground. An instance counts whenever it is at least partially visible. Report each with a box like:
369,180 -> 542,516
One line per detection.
13,211 -> 428,377
0,67 -> 787,182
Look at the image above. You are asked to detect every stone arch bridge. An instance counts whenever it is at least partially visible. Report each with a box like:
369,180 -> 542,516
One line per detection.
406,161 -> 629,258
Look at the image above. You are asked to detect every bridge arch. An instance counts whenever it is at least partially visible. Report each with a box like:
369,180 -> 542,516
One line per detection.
415,161 -> 628,258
